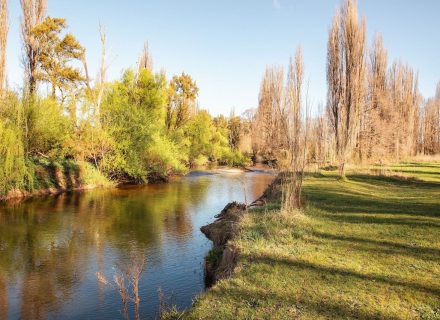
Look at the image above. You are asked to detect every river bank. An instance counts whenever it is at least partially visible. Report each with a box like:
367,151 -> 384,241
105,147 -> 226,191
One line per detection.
181,162 -> 440,320
0,157 -> 273,203
0,159 -> 113,202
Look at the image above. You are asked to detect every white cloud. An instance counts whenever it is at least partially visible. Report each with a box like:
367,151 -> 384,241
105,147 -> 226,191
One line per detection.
272,0 -> 281,9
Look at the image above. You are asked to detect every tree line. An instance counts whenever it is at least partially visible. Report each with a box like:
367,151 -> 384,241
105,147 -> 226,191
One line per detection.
1,0 -> 439,199
252,0 -> 440,181
0,0 -> 247,196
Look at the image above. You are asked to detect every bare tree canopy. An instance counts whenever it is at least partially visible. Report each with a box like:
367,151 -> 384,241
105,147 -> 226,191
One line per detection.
20,0 -> 48,94
327,0 -> 366,177
137,41 -> 153,73
0,0 -> 8,93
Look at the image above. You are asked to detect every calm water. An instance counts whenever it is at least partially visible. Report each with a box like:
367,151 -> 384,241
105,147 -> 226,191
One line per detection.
0,170 -> 273,320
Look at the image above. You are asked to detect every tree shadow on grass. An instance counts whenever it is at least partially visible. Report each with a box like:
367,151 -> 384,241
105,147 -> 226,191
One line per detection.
227,253 -> 438,319
304,176 -> 440,218
395,162 -> 440,169
224,285 -> 394,320
311,231 -> 440,262
242,254 -> 440,297
348,174 -> 440,189
386,169 -> 440,176
319,213 -> 440,229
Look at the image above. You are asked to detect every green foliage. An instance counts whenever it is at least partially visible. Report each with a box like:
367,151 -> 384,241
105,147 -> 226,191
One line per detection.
0,18 -> 247,196
100,69 -> 187,181
78,160 -> 113,187
167,73 -> 199,130
205,247 -> 223,265
0,94 -> 33,195
0,118 -> 31,195
72,121 -> 115,166
24,157 -> 111,192
227,115 -> 242,150
186,111 -> 215,164
184,111 -> 248,167
32,17 -> 85,97
26,97 -> 72,158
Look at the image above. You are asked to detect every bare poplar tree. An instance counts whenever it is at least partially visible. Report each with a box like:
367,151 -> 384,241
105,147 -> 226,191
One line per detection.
253,66 -> 285,159
421,82 -> 440,154
137,41 -> 153,72
82,24 -> 108,123
388,61 -> 420,158
20,0 -> 47,94
282,48 -> 308,210
327,0 -> 366,177
95,25 -> 107,121
310,104 -> 332,168
0,0 -> 8,94
364,33 -> 391,160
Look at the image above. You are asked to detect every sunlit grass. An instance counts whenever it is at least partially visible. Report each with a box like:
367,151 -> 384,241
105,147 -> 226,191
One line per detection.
186,162 -> 440,320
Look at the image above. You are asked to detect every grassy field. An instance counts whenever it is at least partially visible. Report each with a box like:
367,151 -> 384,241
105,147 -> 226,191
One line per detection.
186,162 -> 440,320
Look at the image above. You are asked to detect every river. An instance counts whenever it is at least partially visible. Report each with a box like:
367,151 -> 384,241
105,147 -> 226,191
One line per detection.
0,170 -> 274,319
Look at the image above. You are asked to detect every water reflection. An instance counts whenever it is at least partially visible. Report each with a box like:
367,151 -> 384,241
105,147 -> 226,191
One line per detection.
0,171 -> 273,319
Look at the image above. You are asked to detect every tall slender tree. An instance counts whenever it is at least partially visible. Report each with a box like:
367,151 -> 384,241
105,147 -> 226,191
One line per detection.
20,0 -> 47,94
364,33 -> 391,159
327,0 -> 366,177
253,66 -> 285,157
388,61 -> 420,158
0,0 -> 8,93
423,89 -> 440,154
137,41 -> 153,73
283,48 -> 306,209
81,24 -> 108,128
427,82 -> 440,154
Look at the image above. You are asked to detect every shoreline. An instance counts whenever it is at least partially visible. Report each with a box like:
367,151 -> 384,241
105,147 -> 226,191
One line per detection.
0,165 -> 275,204
199,174 -> 279,286
0,183 -> 108,203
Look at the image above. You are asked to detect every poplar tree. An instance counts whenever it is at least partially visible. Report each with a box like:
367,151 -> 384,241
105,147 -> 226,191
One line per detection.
20,0 -> 47,94
365,34 -> 390,159
283,48 -> 307,209
327,0 -> 366,177
137,41 -> 153,73
0,0 -> 8,93
253,66 -> 285,157
388,61 -> 420,158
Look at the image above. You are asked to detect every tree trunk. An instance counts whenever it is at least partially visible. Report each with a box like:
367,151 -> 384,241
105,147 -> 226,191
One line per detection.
339,160 -> 346,179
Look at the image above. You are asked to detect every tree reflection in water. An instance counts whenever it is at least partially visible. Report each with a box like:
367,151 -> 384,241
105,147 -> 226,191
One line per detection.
0,172 -> 273,319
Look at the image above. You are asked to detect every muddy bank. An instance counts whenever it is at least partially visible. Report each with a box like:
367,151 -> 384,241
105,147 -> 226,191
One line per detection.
200,174 -> 280,286
200,202 -> 246,286
0,160 -> 112,203
0,184 -> 96,203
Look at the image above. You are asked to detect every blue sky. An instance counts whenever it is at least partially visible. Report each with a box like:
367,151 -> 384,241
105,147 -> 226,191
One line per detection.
6,0 -> 440,115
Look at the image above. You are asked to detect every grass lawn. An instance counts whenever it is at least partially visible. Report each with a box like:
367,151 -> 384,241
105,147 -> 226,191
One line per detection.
186,162 -> 440,320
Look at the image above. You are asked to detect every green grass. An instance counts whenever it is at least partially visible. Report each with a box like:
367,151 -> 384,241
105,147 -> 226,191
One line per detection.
186,162 -> 440,320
